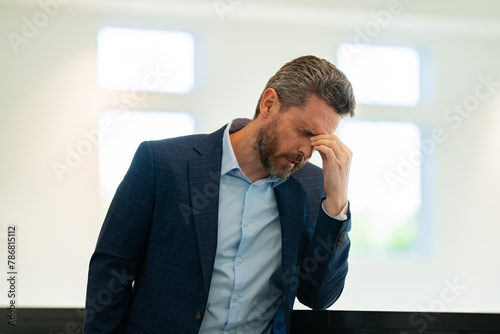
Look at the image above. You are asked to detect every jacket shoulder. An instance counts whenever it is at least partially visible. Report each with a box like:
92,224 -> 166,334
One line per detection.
145,124 -> 226,162
148,133 -> 208,158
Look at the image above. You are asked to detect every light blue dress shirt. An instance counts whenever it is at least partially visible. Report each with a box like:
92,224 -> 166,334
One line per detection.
199,122 -> 286,334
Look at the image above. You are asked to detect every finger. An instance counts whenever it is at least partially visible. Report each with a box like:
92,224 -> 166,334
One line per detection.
311,135 -> 346,150
313,144 -> 336,161
312,138 -> 349,159
310,134 -> 339,141
311,135 -> 352,157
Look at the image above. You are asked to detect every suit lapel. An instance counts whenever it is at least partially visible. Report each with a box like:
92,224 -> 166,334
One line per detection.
274,179 -> 305,290
188,126 -> 226,294
274,178 -> 306,330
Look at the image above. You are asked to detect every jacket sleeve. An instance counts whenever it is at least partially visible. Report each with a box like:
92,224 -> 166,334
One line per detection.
296,202 -> 351,309
84,141 -> 155,333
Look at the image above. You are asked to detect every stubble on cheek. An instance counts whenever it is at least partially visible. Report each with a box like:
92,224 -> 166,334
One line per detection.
255,127 -> 306,179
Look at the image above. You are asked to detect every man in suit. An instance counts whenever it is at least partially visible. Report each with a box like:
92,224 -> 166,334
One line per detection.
85,55 -> 356,333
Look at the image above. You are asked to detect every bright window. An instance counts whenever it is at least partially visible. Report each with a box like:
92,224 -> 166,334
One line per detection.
310,120 -> 425,254
98,110 -> 195,209
337,44 -> 420,106
97,27 -> 195,94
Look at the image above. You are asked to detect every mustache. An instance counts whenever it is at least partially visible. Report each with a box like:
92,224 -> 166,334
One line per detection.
283,153 -> 305,165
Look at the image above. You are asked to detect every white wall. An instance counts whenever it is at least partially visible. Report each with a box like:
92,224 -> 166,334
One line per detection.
0,0 -> 499,313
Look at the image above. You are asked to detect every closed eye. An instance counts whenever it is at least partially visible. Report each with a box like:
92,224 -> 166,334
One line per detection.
298,128 -> 315,137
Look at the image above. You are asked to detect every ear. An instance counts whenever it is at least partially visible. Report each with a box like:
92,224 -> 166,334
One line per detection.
259,88 -> 280,119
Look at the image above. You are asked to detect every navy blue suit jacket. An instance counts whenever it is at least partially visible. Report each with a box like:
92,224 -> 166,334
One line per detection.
85,124 -> 351,333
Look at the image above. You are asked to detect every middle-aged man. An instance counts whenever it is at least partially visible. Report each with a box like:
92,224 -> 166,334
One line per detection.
85,55 -> 356,334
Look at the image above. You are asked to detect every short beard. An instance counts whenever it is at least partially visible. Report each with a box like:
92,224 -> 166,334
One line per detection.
255,120 -> 306,179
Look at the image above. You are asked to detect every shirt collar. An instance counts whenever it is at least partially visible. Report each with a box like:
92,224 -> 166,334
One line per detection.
221,120 -> 287,187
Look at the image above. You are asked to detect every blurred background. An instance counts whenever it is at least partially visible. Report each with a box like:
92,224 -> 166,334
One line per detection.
0,0 -> 499,314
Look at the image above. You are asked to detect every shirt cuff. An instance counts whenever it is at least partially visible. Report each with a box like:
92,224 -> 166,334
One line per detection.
321,200 -> 349,221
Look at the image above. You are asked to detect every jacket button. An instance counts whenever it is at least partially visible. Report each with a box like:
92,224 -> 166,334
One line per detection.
195,311 -> 203,322
336,232 -> 346,249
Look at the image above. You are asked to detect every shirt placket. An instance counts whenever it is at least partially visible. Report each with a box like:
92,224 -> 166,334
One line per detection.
223,181 -> 255,333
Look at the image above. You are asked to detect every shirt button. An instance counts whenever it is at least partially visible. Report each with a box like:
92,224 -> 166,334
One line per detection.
235,295 -> 239,301
238,258 -> 243,263
195,311 -> 203,322
244,221 -> 248,227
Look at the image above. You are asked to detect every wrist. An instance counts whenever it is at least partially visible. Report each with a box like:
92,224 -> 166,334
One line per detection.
324,198 -> 347,217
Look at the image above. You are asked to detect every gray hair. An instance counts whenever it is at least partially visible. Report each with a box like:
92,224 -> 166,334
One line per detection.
254,55 -> 356,118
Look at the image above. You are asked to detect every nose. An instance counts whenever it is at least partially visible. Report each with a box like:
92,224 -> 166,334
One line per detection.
299,139 -> 313,160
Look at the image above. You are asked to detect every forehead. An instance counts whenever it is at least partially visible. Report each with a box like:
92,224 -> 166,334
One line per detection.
284,95 -> 341,134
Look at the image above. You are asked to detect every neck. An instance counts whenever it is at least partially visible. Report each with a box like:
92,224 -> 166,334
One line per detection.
230,120 -> 270,183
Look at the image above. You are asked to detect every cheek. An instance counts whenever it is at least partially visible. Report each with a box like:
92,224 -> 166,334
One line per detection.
280,135 -> 302,153
273,120 -> 301,151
